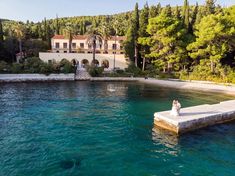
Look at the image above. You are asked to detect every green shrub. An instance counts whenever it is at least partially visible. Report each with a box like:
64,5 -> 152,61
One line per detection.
179,70 -> 189,80
144,64 -> 159,78
0,61 -> 10,73
39,63 -> 54,75
125,63 -> 143,76
60,59 -> 74,73
158,72 -> 179,79
187,60 -> 235,84
88,66 -> 104,77
24,57 -> 44,73
11,63 -> 23,73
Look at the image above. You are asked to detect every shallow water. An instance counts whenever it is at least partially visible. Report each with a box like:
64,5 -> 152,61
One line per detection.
0,82 -> 235,176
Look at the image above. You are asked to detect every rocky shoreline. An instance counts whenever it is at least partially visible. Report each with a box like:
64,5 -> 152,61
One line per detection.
1,74 -> 235,96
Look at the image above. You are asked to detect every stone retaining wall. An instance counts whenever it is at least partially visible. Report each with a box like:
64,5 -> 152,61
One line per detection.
0,74 -> 75,82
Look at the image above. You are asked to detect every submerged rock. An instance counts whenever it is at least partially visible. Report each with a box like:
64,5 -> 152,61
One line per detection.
60,158 -> 81,170
60,160 -> 75,170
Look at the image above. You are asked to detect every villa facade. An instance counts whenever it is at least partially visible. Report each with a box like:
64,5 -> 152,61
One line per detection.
51,35 -> 125,54
39,35 -> 129,70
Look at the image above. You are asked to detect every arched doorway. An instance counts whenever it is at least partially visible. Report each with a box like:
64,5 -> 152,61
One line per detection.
81,59 -> 89,68
102,60 -> 109,68
91,59 -> 99,67
71,59 -> 77,67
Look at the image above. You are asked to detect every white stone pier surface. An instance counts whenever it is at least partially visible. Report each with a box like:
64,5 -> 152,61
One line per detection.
154,100 -> 235,134
0,74 -> 75,82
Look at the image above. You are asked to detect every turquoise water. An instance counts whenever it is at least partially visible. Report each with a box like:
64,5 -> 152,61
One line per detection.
0,82 -> 235,176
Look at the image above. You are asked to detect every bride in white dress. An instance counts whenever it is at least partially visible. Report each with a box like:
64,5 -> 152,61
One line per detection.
170,100 -> 181,116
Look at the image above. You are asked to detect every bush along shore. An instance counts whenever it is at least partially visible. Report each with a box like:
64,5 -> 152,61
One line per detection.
0,57 -> 75,75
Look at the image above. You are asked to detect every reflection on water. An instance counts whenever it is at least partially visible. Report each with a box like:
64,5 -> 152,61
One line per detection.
152,127 -> 180,156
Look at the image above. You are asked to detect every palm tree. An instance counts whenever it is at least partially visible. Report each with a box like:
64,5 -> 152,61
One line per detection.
63,23 -> 75,53
86,29 -> 103,64
99,19 -> 111,53
12,23 -> 25,61
113,19 -> 121,70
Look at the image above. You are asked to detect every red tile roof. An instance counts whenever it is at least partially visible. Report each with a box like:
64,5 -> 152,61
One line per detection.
73,35 -> 88,40
52,35 -> 65,39
52,35 -> 126,41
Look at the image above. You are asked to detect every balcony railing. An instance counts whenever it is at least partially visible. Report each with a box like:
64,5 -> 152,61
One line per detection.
52,48 -> 125,54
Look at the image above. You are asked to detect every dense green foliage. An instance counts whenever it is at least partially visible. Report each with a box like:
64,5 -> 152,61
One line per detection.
124,1 -> 235,83
0,58 -> 74,74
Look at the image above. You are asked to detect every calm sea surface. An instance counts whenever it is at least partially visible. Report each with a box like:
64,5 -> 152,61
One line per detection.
0,82 -> 235,176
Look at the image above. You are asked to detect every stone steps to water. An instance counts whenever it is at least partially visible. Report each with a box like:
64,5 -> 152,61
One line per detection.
154,100 -> 235,135
75,69 -> 91,80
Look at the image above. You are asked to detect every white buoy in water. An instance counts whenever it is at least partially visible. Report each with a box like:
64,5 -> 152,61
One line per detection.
107,85 -> 116,92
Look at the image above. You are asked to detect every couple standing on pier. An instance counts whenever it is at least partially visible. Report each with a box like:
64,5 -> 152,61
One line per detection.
171,100 -> 181,116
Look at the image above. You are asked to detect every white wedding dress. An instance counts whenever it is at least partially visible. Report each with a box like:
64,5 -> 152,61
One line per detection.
171,106 -> 179,116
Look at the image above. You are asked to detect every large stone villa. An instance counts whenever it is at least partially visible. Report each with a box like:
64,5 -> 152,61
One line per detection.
39,35 -> 129,70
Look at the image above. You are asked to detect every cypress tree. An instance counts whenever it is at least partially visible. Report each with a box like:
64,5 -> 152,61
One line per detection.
55,15 -> 60,35
156,3 -> 162,15
205,0 -> 215,15
124,3 -> 140,67
149,5 -> 158,18
162,4 -> 172,17
133,3 -> 140,67
190,2 -> 199,33
80,22 -> 84,35
139,3 -> 149,37
215,4 -> 223,15
182,0 -> 190,32
38,23 -> 43,39
195,7 -> 203,25
83,22 -> 86,34
0,19 -> 3,42
43,18 -> 47,41
175,5 -> 181,20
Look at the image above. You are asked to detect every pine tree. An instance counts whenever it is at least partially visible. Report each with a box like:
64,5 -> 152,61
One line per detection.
147,14 -> 187,72
0,19 -> 3,42
187,13 -> 235,72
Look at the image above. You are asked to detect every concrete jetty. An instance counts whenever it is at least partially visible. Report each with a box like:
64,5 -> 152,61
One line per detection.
154,100 -> 235,134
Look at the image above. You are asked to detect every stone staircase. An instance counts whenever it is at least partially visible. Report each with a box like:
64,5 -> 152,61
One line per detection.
75,68 -> 91,80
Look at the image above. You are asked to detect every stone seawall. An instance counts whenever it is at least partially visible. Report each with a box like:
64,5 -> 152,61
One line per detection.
0,74 -> 75,82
